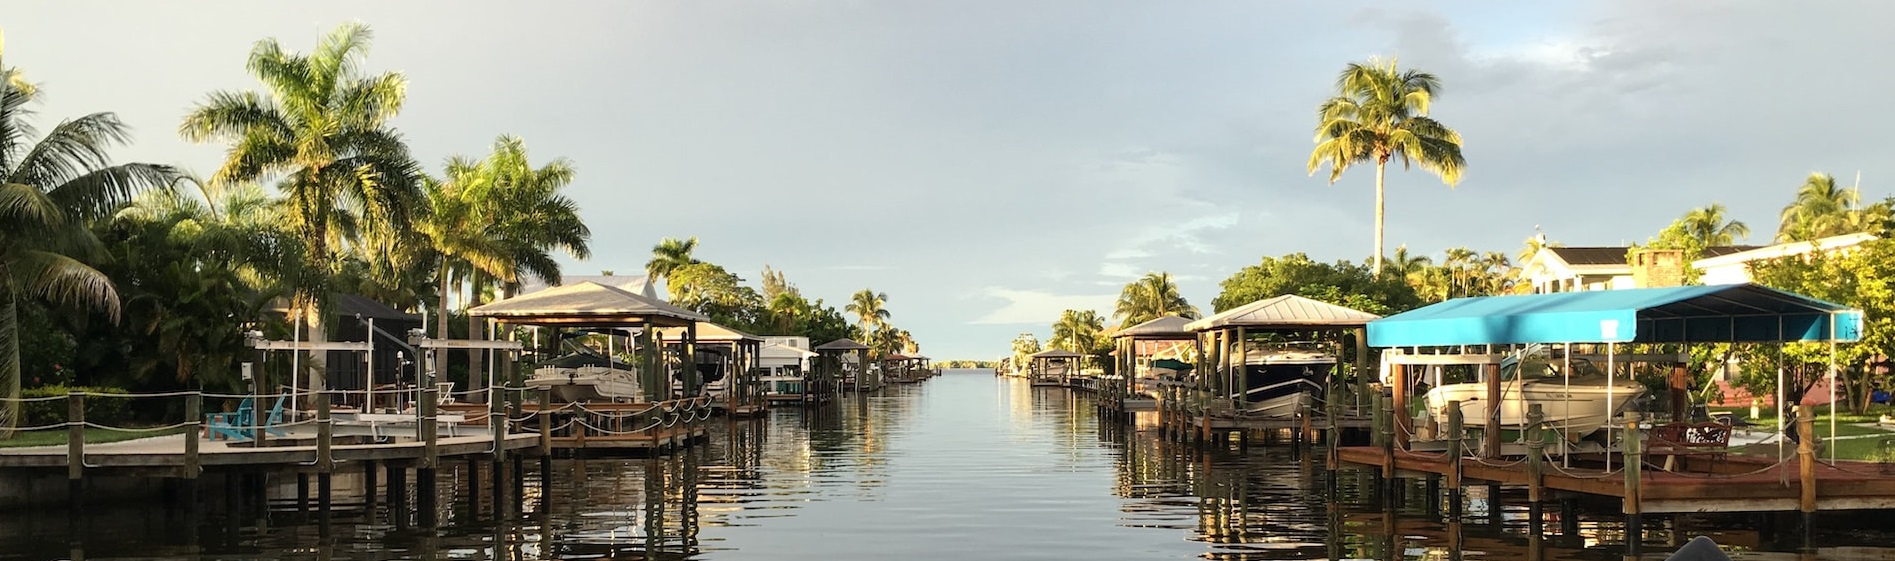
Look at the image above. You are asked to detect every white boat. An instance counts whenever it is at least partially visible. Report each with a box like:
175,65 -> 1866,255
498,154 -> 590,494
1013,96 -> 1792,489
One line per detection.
1230,348 -> 1333,418
528,352 -> 642,402
1420,350 -> 1646,438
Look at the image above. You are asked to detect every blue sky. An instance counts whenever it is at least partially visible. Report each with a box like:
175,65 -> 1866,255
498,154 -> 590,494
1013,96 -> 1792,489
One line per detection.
8,1 -> 1893,359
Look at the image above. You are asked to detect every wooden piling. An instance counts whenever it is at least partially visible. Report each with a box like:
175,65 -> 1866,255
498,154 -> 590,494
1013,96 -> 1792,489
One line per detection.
1797,404 -> 1817,551
1446,400 -> 1464,520
1525,403 -> 1546,535
1623,411 -> 1643,557
1379,394 -> 1396,480
1483,362 -> 1501,458
67,392 -> 84,518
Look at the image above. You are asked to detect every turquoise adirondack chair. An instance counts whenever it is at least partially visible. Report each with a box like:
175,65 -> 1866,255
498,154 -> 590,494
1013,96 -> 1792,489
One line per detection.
205,396 -> 289,441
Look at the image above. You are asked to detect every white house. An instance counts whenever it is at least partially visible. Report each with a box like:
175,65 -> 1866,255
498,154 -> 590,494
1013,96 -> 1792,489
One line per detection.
1520,233 -> 1876,293
760,336 -> 815,373
1694,232 -> 1877,285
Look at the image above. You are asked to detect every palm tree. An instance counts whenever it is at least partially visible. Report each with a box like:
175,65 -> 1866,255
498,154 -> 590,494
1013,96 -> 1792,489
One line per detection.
1516,231 -> 1560,263
1777,172 -> 1854,241
1441,247 -> 1477,298
1113,272 -> 1198,326
180,22 -> 423,375
1386,244 -> 1432,280
1680,203 -> 1751,246
1050,309 -> 1105,354
646,237 -> 700,282
1308,58 -> 1467,276
845,289 -> 891,332
1,46 -> 176,432
1479,251 -> 1515,295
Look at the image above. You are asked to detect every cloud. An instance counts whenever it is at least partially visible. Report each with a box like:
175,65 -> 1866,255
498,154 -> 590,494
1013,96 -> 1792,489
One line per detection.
969,287 -> 1114,325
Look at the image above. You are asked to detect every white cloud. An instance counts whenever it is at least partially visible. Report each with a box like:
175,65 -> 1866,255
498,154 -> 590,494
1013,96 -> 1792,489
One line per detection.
969,287 -> 1114,325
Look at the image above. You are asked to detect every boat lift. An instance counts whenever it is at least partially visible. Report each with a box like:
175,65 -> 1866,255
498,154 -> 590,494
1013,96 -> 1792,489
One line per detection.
407,329 -> 523,404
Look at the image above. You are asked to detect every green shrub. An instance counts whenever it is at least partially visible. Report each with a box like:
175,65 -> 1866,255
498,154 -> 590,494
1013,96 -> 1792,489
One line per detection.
18,386 -> 132,428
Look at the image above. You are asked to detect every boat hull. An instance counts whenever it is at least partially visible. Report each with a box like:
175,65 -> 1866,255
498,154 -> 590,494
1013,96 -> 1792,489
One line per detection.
1423,379 -> 1646,437
1231,360 -> 1329,418
528,366 -> 642,402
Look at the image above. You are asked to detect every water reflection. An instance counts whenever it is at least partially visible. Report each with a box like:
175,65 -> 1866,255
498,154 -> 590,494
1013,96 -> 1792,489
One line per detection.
6,372 -> 1895,560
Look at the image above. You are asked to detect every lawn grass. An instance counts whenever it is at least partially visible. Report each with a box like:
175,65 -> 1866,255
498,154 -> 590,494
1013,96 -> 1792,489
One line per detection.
0,426 -> 187,448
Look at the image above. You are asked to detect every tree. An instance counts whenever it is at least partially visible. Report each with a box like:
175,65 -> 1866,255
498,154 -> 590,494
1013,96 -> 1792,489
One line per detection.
647,237 -> 700,281
180,22 -> 424,377
845,289 -> 891,332
1212,254 -> 1421,315
0,45 -> 176,432
1049,309 -> 1108,355
1114,272 -> 1198,326
667,262 -> 762,328
1308,58 -> 1466,276
1747,239 -> 1895,414
1010,332 -> 1042,372
1774,172 -> 1892,242
1681,203 -> 1750,246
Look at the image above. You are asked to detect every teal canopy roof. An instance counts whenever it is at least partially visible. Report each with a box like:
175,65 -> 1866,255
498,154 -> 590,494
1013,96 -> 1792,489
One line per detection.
1368,284 -> 1863,347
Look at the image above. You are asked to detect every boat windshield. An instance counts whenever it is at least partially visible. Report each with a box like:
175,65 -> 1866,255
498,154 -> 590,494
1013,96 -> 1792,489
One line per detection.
1506,356 -> 1606,381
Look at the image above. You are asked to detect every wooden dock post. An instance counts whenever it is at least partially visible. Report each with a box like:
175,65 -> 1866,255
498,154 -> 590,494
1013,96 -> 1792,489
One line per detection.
1622,411 -> 1643,557
183,392 -> 201,513
1379,394 -> 1395,481
1483,362 -> 1501,458
67,391 -> 84,522
364,459 -> 378,510
418,386 -> 439,528
1797,404 -> 1816,551
1525,403 -> 1546,535
490,382 -> 507,520
1446,400 -> 1464,521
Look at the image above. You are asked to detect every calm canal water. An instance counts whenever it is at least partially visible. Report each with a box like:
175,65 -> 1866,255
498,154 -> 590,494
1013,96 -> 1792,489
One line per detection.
5,370 -> 1895,560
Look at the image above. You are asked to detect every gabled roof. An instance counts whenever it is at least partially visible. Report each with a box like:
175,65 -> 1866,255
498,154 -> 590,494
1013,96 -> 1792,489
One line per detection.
1029,349 -> 1085,359
516,274 -> 661,299
813,338 -> 869,351
1185,294 -> 1381,332
469,281 -> 706,327
1368,283 -> 1862,347
657,321 -> 763,343
1111,315 -> 1195,339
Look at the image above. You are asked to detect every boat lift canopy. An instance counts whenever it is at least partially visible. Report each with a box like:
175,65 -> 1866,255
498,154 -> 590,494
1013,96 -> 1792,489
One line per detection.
1368,284 -> 1863,347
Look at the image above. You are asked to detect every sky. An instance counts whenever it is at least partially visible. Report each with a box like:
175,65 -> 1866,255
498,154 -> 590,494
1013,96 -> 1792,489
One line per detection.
7,1 -> 1894,360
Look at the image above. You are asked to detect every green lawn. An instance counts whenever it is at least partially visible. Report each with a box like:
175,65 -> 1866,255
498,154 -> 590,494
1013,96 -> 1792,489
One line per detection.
0,426 -> 187,448
1722,407 -> 1895,461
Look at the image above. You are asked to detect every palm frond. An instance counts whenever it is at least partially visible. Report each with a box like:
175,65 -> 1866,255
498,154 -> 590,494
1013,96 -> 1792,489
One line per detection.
12,250 -> 119,320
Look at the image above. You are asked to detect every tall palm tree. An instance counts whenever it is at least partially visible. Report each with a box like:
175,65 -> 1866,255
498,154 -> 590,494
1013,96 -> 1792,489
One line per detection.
1680,203 -> 1750,247
1441,247 -> 1477,298
1113,272 -> 1198,326
646,237 -> 699,282
845,289 -> 890,333
1308,58 -> 1467,276
1479,251 -> 1515,295
0,46 -> 175,432
422,136 -> 589,390
180,22 -> 423,375
1777,173 -> 1865,242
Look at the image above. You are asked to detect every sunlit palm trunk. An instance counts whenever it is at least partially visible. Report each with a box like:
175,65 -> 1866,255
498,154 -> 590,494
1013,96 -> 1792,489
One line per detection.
0,294 -> 17,436
1372,160 -> 1387,277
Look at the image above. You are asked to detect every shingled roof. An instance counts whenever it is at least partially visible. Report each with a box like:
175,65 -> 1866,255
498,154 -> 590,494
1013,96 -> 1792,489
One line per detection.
1185,294 -> 1381,332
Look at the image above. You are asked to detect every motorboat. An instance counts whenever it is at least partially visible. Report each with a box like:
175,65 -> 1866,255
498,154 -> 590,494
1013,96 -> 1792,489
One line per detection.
1229,348 -> 1333,418
528,351 -> 642,402
1420,348 -> 1647,438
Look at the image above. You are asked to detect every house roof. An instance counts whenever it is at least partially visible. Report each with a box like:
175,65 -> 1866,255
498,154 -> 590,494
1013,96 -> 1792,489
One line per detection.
657,321 -> 763,343
813,338 -> 870,351
1368,283 -> 1862,347
1694,233 -> 1876,269
468,281 -> 706,327
1544,246 -> 1636,266
516,274 -> 661,299
1029,349 -> 1085,359
268,294 -> 421,322
1184,294 -> 1380,332
1110,315 -> 1196,339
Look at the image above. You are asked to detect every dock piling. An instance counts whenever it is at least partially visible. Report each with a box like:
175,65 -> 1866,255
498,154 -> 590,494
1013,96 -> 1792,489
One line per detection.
1623,412 -> 1644,557
1526,404 -> 1546,535
1797,405 -> 1817,552
1446,401 -> 1464,521
66,392 -> 84,525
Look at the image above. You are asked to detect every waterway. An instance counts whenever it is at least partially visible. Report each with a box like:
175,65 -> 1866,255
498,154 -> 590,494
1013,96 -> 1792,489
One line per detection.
4,370 -> 1894,560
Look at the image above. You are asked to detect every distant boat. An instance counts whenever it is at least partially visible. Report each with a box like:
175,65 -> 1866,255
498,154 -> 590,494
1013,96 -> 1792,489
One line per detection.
528,351 -> 642,402
1421,346 -> 1646,438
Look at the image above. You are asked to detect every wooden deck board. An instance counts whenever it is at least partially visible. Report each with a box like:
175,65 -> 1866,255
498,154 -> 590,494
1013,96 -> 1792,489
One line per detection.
1336,445 -> 1895,513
